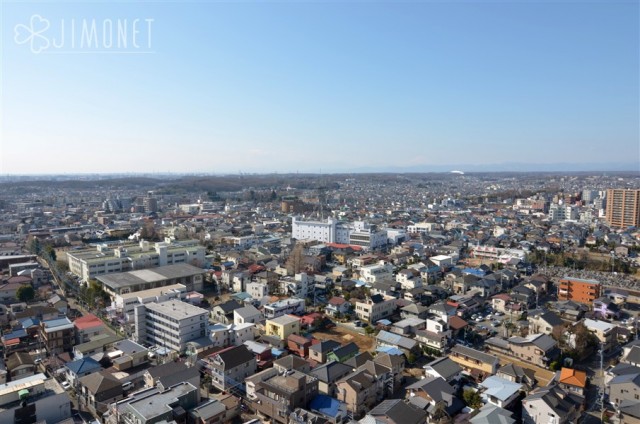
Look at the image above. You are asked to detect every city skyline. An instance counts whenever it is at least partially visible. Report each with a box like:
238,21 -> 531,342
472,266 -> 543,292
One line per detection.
2,1 -> 639,174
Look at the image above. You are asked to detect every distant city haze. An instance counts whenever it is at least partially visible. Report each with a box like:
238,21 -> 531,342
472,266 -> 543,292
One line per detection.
2,1 -> 638,174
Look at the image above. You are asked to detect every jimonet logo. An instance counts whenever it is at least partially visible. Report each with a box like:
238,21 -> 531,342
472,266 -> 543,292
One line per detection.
15,14 -> 154,54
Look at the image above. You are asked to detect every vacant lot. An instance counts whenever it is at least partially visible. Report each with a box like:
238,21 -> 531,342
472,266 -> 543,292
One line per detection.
313,325 -> 375,352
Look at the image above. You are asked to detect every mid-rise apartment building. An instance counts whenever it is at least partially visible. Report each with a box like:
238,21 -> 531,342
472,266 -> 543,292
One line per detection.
355,295 -> 396,324
557,277 -> 601,303
133,299 -> 208,353
606,189 -> 640,228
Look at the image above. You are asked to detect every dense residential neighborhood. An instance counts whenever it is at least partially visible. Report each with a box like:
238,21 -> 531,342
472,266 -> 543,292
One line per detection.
0,173 -> 638,424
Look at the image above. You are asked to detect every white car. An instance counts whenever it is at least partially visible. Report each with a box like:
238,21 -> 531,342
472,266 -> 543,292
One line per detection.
61,381 -> 71,390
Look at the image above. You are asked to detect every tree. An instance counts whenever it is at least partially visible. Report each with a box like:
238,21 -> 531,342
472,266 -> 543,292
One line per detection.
431,402 -> 453,424
364,325 -> 375,336
463,389 -> 483,409
44,245 -> 56,262
566,322 -> 599,359
16,285 -> 35,302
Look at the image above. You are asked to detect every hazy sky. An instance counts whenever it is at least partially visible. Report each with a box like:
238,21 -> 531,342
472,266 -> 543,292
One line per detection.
2,1 -> 639,174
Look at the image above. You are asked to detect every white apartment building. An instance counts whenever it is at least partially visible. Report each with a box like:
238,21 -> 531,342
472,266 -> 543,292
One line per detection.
67,239 -> 206,281
111,283 -> 187,321
263,298 -> 305,319
209,323 -> 257,348
279,273 -> 315,299
549,204 -> 580,222
355,296 -> 396,324
407,222 -> 439,234
359,261 -> 394,284
133,300 -> 208,353
246,282 -> 269,304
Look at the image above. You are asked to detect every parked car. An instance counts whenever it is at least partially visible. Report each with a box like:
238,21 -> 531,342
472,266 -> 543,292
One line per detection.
61,381 -> 71,390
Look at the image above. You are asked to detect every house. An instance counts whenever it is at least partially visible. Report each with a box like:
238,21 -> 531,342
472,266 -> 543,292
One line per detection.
522,385 -> 581,424
593,297 -> 621,320
423,356 -> 463,383
143,361 -> 200,390
373,352 -> 406,391
309,340 -> 341,364
414,329 -> 448,354
189,398 -> 227,424
496,363 -> 536,389
265,314 -> 301,341
610,373 -> 640,407
73,313 -> 105,344
326,342 -> 359,363
618,399 -> 640,424
65,357 -> 102,387
109,381 -> 200,424
211,300 -> 242,324
78,370 -> 125,415
508,333 -> 558,368
207,344 -> 257,391
391,317 -> 426,336
310,361 -> 353,397
470,404 -> 516,424
335,369 -> 378,418
400,303 -> 429,320
557,367 -> 587,397
449,345 -> 499,381
287,334 -> 313,358
5,351 -> 35,382
273,355 -> 311,374
233,304 -> 263,325
583,318 -> 617,354
479,375 -> 523,408
376,330 -> 419,358
307,394 -> 348,423
40,317 -> 74,353
325,297 -> 351,317
363,399 -> 426,424
528,311 -> 564,336
250,370 -> 318,424
404,376 -> 465,419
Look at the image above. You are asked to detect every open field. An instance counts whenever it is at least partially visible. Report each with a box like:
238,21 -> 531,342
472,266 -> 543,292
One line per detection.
313,325 -> 375,352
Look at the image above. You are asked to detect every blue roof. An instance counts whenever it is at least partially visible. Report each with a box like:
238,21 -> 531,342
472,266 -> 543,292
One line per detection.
231,292 -> 252,300
1,329 -> 27,341
376,346 -> 404,356
65,357 -> 102,375
309,394 -> 341,418
463,268 -> 486,277
377,319 -> 392,325
271,348 -> 285,357
19,318 -> 39,328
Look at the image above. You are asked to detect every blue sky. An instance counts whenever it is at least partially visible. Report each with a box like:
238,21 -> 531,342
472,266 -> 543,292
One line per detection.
1,0 -> 638,174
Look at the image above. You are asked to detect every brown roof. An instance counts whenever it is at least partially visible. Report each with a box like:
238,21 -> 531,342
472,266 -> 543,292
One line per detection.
448,315 -> 468,330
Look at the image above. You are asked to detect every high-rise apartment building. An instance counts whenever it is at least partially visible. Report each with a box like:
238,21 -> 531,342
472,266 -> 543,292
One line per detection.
606,189 -> 640,228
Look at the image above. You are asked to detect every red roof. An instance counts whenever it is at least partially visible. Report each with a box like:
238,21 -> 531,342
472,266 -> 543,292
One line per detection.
328,297 -> 347,306
73,314 -> 104,330
325,243 -> 363,251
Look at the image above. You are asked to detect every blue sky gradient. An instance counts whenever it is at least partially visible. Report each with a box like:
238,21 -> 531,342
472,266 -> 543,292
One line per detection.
2,1 -> 638,174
